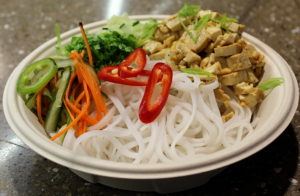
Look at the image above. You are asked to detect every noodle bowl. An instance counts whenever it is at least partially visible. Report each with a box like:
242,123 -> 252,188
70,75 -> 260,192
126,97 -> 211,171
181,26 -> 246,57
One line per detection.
3,16 -> 298,192
62,66 -> 254,164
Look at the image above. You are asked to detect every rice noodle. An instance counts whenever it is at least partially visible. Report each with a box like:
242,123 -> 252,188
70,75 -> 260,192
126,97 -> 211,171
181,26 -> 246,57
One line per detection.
63,71 -> 254,164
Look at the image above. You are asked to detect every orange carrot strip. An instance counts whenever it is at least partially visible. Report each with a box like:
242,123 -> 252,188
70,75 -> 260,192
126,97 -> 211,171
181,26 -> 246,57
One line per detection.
36,88 -> 45,125
70,83 -> 79,101
64,99 -> 97,125
80,120 -> 87,136
74,91 -> 85,107
51,82 -> 90,141
63,100 -> 75,121
79,22 -> 93,66
74,56 -> 108,118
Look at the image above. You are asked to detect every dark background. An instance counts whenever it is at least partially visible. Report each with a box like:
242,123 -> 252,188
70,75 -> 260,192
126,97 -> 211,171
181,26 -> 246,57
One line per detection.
0,0 -> 300,195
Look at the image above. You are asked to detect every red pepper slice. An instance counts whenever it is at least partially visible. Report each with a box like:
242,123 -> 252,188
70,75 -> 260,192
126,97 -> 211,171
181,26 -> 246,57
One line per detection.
118,48 -> 147,78
139,69 -> 151,76
97,66 -> 148,86
139,63 -> 173,123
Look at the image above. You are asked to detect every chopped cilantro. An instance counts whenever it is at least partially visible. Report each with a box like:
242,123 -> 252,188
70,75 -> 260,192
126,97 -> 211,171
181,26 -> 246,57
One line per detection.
65,31 -> 137,71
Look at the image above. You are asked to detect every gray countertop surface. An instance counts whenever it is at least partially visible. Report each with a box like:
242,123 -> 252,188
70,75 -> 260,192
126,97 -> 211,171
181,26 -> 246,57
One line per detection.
1,0 -> 300,195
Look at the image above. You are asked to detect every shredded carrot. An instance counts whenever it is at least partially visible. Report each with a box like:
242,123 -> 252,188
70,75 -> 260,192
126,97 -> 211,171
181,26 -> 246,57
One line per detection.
79,22 -> 93,66
71,52 -> 108,119
55,47 -> 107,139
64,98 -> 97,125
51,82 -> 90,141
63,100 -> 75,121
70,83 -> 79,102
36,88 -> 45,125
81,120 -> 87,136
74,91 -> 85,107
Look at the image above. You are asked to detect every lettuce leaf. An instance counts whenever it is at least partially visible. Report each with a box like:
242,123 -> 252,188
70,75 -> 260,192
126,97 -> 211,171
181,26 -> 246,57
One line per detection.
102,14 -> 158,46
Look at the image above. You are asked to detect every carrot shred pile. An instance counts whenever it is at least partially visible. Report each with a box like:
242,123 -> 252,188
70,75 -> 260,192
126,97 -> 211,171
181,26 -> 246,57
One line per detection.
50,51 -> 108,141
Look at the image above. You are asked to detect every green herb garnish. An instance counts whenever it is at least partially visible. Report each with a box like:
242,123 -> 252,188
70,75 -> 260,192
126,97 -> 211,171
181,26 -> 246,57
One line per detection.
178,4 -> 201,18
195,13 -> 212,32
132,21 -> 140,26
102,27 -> 109,30
177,4 -> 201,43
119,23 -> 125,29
177,4 -> 213,43
54,24 -> 67,56
257,77 -> 284,91
65,31 -> 137,71
181,68 -> 213,76
213,13 -> 238,30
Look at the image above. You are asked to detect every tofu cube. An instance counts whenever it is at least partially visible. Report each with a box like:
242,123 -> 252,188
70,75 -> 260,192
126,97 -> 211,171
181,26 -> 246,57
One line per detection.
206,26 -> 222,41
143,41 -> 163,54
226,53 -> 252,71
214,43 -> 242,57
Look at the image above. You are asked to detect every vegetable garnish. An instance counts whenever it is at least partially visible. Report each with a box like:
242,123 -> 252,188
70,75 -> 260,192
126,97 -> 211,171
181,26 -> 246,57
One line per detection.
44,67 -> 71,133
65,31 -> 137,71
64,72 -> 98,125
70,51 -> 108,119
177,4 -> 213,43
104,14 -> 158,46
118,48 -> 147,78
98,66 -> 148,86
97,48 -> 150,86
51,81 -> 91,141
181,68 -> 213,76
213,13 -> 238,30
50,51 -> 108,140
79,22 -> 94,66
195,13 -> 212,32
177,4 -> 201,18
17,58 -> 58,95
139,63 -> 173,123
257,77 -> 284,91
54,24 -> 67,56
177,4 -> 201,42
36,87 -> 46,125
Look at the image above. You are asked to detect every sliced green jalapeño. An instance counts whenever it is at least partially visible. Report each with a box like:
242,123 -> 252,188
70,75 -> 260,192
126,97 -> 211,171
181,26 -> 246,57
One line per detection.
17,58 -> 58,95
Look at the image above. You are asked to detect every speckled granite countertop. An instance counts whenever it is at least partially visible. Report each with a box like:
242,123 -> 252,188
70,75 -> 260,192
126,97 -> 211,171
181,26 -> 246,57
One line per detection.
0,0 -> 300,195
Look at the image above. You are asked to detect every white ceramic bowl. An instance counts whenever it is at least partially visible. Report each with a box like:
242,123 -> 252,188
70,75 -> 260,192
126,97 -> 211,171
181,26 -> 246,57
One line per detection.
3,15 -> 299,193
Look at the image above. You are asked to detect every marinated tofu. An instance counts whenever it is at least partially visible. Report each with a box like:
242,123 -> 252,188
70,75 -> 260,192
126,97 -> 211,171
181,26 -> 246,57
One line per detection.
146,9 -> 266,113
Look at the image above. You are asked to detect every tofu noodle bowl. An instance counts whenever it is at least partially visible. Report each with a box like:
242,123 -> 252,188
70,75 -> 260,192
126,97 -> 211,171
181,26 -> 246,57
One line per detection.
16,5 -> 283,164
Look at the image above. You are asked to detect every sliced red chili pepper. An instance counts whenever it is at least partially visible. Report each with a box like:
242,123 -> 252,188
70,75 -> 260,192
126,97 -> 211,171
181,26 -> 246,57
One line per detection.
97,66 -> 148,86
139,69 -> 151,76
139,63 -> 173,123
118,48 -> 147,78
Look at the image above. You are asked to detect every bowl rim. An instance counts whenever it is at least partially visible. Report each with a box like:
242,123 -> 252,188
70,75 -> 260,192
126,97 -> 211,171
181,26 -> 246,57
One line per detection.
3,15 -> 299,179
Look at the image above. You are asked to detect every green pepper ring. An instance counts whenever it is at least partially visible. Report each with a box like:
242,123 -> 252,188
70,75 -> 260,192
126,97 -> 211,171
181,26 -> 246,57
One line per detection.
17,58 -> 58,95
